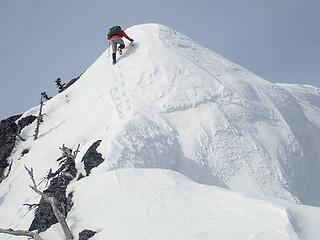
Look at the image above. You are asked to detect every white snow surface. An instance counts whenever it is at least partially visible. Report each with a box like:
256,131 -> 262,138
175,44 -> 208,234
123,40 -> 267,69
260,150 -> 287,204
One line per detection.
65,169 -> 302,240
1,23 -> 320,239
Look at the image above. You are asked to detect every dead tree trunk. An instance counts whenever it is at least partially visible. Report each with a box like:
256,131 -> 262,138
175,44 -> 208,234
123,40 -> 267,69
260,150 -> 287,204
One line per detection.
25,166 -> 74,240
34,95 -> 44,140
60,144 -> 80,161
0,228 -> 43,240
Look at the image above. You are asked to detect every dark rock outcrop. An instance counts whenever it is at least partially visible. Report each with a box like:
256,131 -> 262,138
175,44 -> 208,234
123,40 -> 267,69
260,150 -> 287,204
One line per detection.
29,149 -> 77,233
81,140 -> 104,176
79,229 -> 96,240
56,72 -> 83,93
65,76 -> 79,89
0,115 -> 21,180
0,114 -> 36,182
28,176 -> 75,232
18,115 -> 37,130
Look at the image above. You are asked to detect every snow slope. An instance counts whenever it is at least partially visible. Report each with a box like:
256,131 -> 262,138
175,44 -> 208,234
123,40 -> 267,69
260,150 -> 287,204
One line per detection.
51,169 -> 302,240
1,23 -> 320,239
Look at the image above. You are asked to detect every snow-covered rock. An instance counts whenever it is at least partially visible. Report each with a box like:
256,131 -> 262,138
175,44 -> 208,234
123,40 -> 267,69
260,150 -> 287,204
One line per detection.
1,23 -> 320,239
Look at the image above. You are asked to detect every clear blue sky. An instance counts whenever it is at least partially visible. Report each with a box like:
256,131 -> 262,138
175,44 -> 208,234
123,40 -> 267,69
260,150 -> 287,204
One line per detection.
0,0 -> 319,119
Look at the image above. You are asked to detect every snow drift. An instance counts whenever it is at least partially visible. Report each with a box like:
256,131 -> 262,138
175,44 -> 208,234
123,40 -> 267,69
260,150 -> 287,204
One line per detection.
1,23 -> 320,239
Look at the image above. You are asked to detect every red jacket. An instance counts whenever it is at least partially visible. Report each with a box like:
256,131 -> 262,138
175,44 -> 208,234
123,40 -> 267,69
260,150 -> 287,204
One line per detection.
107,29 -> 132,41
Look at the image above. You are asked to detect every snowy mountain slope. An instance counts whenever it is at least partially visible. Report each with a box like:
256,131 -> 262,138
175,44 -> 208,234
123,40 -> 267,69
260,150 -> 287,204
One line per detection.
44,169 -> 303,240
1,23 -> 320,239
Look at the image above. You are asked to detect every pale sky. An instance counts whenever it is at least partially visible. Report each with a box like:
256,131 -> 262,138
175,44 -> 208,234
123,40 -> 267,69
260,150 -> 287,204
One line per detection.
0,0 -> 319,119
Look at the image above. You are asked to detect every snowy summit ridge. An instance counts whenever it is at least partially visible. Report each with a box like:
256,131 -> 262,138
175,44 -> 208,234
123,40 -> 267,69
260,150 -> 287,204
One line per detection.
1,23 -> 320,240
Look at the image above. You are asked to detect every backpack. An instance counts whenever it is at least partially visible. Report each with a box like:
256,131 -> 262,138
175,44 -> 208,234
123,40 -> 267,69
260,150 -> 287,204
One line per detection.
108,26 -> 121,38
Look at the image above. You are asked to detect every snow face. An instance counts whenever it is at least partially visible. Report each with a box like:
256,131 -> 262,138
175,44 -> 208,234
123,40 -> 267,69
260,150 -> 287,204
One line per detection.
1,23 -> 320,239
67,169 -> 300,240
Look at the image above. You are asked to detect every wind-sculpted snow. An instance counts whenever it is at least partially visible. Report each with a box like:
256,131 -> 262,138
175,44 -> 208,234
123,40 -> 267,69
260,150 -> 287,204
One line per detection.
1,23 -> 320,239
269,84 -> 320,206
65,169 -> 300,240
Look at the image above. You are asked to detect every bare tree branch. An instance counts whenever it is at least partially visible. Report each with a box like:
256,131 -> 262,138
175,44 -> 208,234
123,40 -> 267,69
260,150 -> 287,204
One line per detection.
59,144 -> 72,158
22,203 -> 39,218
0,228 -> 43,240
23,203 -> 39,212
24,165 -> 74,240
73,144 -> 80,158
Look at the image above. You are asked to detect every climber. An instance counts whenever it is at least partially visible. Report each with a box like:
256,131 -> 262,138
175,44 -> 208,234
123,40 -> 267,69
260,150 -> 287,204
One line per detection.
107,26 -> 134,65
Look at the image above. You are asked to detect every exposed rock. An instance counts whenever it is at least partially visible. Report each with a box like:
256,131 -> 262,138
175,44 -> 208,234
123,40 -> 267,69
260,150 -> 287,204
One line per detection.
0,114 -> 37,182
81,140 -> 104,176
65,70 -> 86,90
77,173 -> 85,181
65,77 -> 79,89
21,148 -> 30,157
0,115 -> 21,181
56,72 -> 84,93
18,115 -> 37,130
28,173 -> 75,232
29,148 -> 77,233
79,229 -> 96,240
